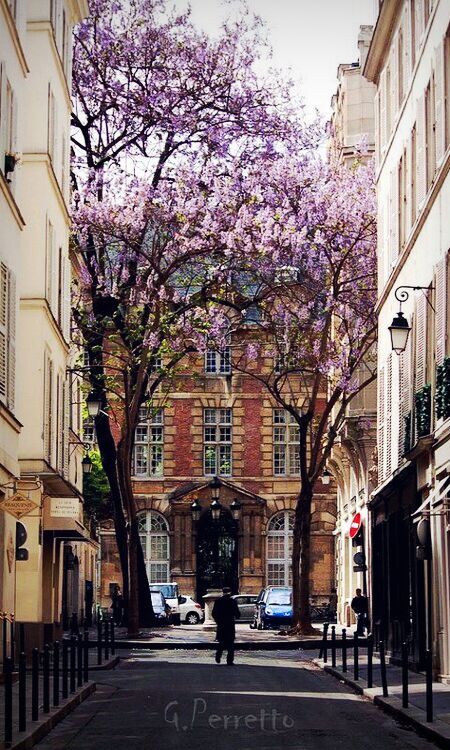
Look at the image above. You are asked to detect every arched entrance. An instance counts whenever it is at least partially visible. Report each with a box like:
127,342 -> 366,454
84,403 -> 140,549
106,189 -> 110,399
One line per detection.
196,509 -> 238,601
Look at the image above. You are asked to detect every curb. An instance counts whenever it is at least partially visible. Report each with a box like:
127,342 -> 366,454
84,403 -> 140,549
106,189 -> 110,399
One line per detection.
315,661 -> 450,750
0,682 -> 96,750
89,656 -> 120,671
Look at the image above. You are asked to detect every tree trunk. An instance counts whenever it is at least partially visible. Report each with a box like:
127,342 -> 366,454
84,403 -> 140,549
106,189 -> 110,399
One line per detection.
117,439 -> 156,633
292,480 -> 316,635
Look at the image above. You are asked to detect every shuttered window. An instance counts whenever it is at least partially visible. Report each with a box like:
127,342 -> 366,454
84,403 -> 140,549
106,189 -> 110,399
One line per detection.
415,293 -> 428,391
380,69 -> 387,153
399,335 -> 412,458
425,78 -> 436,192
374,90 -> 380,170
416,94 -> 426,210
434,40 -> 445,167
445,26 -> 450,151
386,353 -> 393,476
378,364 -> 386,484
411,124 -> 417,226
0,260 -> 16,412
389,167 -> 399,268
44,354 -> 54,465
435,255 -> 448,367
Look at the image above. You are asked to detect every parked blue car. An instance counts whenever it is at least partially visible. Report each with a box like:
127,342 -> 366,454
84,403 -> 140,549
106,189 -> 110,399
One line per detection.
253,586 -> 293,630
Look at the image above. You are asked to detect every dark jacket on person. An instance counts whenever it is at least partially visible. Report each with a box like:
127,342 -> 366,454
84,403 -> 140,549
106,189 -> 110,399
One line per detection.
351,594 -> 368,615
212,595 -> 240,644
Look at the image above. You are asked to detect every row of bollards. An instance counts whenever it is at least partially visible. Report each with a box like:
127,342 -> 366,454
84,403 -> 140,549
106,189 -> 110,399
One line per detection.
3,633 -> 93,748
321,625 -> 435,722
96,619 -> 115,666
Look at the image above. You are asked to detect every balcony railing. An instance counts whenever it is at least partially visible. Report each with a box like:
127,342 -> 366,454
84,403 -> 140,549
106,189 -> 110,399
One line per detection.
415,384 -> 431,438
436,357 -> 450,421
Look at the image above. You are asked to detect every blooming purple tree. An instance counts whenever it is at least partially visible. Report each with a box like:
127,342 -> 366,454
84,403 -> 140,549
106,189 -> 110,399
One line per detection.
189,153 -> 377,633
71,0 -> 315,633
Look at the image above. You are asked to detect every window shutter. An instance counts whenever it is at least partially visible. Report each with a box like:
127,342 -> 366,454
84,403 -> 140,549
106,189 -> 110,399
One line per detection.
374,90 -> 380,170
377,204 -> 384,293
63,256 -> 71,342
0,62 -> 6,166
389,168 -> 399,266
391,37 -> 398,124
63,379 -> 70,478
435,256 -> 448,366
386,353 -> 393,476
0,261 -> 7,403
398,335 -> 412,458
415,0 -> 425,44
380,69 -> 387,152
403,4 -> 411,92
7,270 -> 16,412
434,41 -> 445,166
416,94 -> 426,209
415,293 -> 427,390
378,364 -> 386,484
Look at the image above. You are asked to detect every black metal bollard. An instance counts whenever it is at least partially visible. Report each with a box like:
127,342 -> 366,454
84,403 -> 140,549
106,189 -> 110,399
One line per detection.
379,640 -> 388,697
320,622 -> 329,663
62,639 -> 69,700
19,651 -> 27,732
353,631 -> 359,680
426,649 -> 433,722
104,619 -> 110,661
4,656 -> 13,747
70,612 -> 79,636
10,617 -> 14,670
331,626 -> 336,668
2,616 -> 7,669
83,630 -> 89,683
19,622 -> 25,655
53,641 -> 60,707
70,636 -> 76,693
43,644 -> 50,713
342,628 -> 347,673
97,619 -> 102,666
31,648 -> 39,721
367,633 -> 373,688
402,641 -> 408,708
111,619 -> 115,656
77,634 -> 83,688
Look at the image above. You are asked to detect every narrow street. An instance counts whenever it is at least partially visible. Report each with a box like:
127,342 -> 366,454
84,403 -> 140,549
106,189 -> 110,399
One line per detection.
34,649 -> 436,750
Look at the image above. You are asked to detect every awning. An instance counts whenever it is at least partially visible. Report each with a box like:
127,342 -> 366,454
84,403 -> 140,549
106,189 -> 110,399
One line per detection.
43,517 -> 92,541
412,475 -> 450,520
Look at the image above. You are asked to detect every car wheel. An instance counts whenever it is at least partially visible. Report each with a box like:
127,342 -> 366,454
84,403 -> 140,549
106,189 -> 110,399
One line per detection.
185,612 -> 200,625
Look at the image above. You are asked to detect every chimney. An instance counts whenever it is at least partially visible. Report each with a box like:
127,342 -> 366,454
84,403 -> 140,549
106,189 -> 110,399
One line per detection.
358,25 -> 374,70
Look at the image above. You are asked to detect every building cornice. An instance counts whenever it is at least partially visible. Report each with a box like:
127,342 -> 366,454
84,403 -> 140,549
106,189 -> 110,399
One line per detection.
27,21 -> 72,111
69,0 -> 89,24
20,298 -> 69,352
0,0 -> 30,75
363,0 -> 402,83
21,152 -> 71,226
0,172 -> 26,229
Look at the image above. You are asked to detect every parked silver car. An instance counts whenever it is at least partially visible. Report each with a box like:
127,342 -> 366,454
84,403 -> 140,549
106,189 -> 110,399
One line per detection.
231,594 -> 259,622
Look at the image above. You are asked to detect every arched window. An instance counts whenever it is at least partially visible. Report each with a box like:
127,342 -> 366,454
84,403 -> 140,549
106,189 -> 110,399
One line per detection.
138,511 -> 170,583
266,511 -> 294,586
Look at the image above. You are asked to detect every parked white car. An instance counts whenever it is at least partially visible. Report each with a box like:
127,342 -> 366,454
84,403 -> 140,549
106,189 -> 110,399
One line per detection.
178,595 -> 204,625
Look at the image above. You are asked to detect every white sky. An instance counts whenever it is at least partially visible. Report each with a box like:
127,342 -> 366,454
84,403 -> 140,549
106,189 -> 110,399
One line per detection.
172,0 -> 376,117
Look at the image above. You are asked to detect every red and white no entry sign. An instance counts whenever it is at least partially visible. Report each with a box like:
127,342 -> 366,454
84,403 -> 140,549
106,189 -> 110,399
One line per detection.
349,512 -> 362,539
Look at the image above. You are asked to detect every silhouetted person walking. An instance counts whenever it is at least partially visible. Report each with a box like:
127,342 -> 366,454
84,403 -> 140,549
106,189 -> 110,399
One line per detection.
351,588 -> 368,636
212,587 -> 240,665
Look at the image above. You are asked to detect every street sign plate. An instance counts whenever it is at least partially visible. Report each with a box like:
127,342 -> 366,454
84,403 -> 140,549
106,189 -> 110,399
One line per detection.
0,492 -> 38,519
349,512 -> 362,539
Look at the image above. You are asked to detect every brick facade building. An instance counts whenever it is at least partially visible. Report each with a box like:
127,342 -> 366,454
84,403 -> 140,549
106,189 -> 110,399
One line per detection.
98,348 -> 336,607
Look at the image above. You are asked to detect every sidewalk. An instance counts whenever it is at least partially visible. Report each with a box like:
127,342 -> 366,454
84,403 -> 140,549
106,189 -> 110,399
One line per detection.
314,647 -> 450,749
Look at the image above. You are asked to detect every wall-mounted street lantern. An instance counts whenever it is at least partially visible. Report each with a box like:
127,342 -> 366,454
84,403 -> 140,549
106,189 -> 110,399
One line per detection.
86,391 -> 102,417
322,468 -> 332,485
230,498 -> 242,521
191,499 -> 201,522
82,454 -> 93,475
389,286 -> 433,355
210,499 -> 222,522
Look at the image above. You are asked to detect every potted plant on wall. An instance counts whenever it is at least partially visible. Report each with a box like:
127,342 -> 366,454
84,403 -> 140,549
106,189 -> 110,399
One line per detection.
4,152 -> 21,182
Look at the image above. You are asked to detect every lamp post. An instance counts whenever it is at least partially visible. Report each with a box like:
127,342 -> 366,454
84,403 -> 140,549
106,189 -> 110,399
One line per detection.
86,391 -> 102,418
190,499 -> 201,523
322,468 -> 332,486
209,476 -> 221,521
81,454 -> 93,475
389,286 -> 433,355
230,498 -> 242,521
